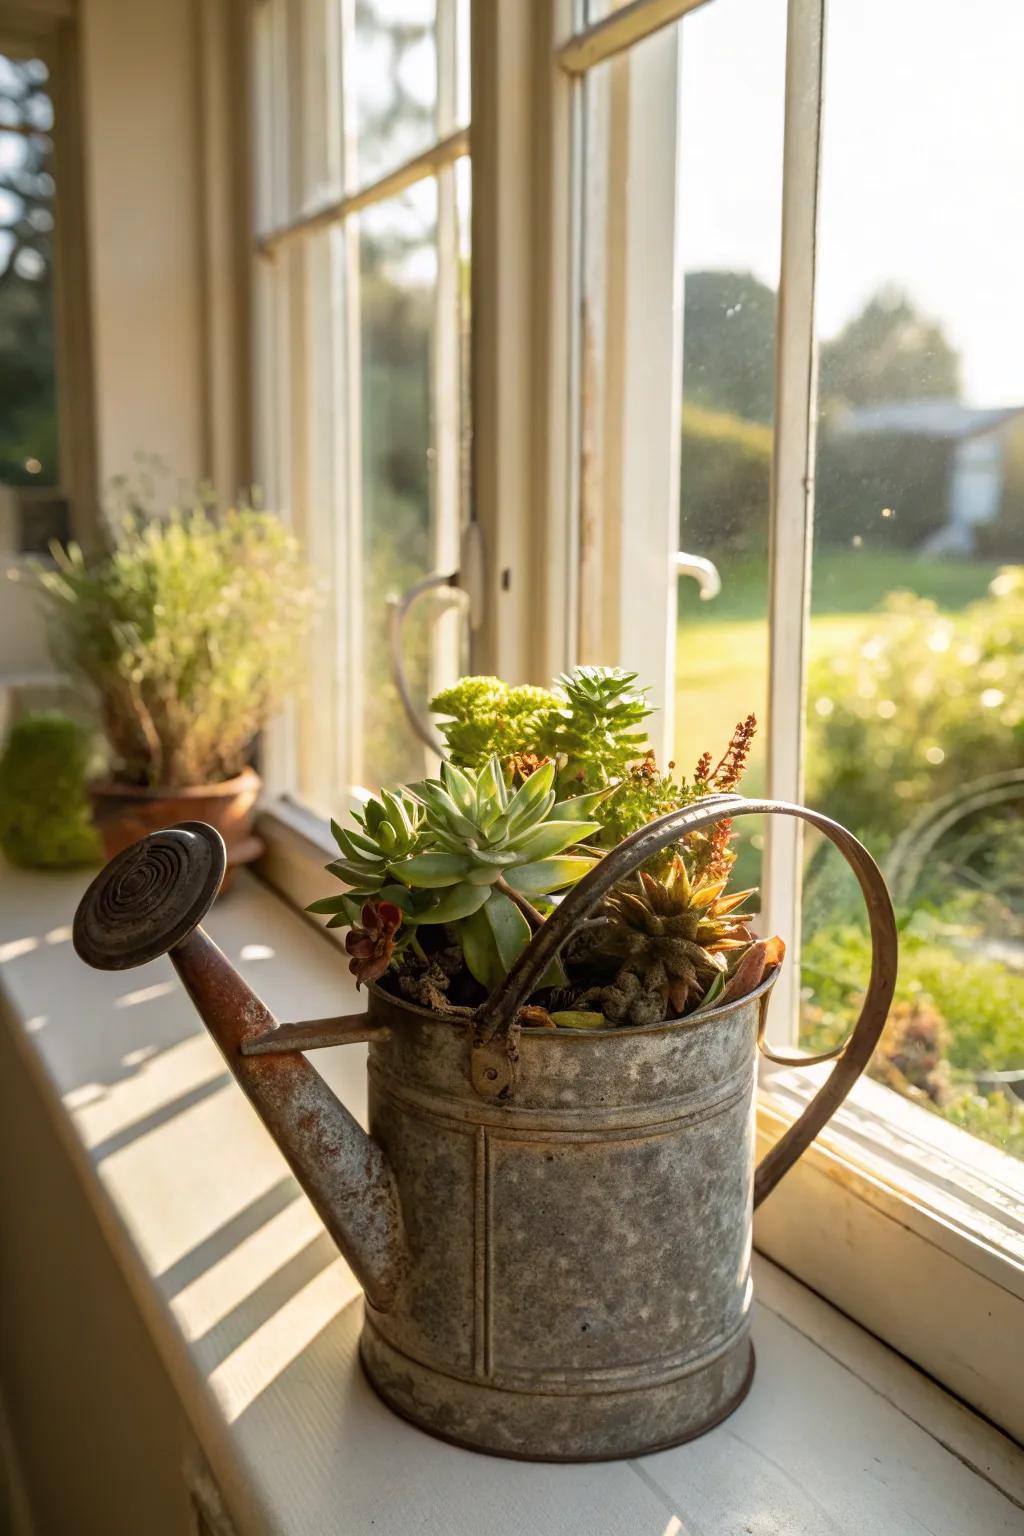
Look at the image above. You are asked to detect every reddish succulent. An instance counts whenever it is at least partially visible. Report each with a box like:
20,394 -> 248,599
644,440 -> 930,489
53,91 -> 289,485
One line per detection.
345,900 -> 402,987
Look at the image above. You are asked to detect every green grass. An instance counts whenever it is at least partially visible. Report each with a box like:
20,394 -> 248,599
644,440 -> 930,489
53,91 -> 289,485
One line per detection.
672,552 -> 1002,781
682,550 -> 999,627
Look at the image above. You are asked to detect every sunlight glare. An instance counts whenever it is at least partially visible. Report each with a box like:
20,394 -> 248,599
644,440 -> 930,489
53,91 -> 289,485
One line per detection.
172,1196 -> 324,1342
116,980 -> 177,1008
240,943 -> 275,962
0,936 -> 39,963
208,1257 -> 358,1422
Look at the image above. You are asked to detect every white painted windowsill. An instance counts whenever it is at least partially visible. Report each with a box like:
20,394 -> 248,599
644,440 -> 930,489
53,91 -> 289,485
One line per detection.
1,861 -> 1021,1535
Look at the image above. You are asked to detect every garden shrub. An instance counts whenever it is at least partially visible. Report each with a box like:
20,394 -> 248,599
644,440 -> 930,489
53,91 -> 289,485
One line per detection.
679,404 -> 771,552
0,713 -> 101,868
800,918 -> 1024,1157
806,567 -> 1024,842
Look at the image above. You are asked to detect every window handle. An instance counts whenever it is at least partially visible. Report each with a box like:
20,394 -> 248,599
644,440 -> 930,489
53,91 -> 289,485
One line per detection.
387,524 -> 485,754
675,550 -> 722,601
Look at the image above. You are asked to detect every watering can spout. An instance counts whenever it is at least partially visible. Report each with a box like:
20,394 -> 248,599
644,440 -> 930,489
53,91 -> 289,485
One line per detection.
72,822 -> 407,1312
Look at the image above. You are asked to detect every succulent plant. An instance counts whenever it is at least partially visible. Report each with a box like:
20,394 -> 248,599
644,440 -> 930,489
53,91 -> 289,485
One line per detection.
429,666 -> 654,792
586,856 -> 759,1026
311,666 -> 776,1028
541,667 -> 653,790
344,900 -> 404,987
310,756 -> 605,990
322,790 -> 425,904
430,677 -> 561,769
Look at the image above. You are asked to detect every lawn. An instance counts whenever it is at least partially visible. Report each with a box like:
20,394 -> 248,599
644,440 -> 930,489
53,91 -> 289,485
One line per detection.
672,550 -> 1001,790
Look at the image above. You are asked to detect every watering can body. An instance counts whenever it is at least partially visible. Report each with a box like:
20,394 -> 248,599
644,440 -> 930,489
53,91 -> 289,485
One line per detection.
358,977 -> 769,1458
73,796 -> 897,1460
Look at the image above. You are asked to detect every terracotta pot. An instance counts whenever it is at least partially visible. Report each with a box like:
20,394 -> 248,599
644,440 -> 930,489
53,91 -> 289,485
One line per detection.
89,767 -> 263,888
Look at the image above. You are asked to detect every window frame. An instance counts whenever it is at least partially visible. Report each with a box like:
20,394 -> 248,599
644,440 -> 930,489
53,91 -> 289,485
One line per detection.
0,0 -> 98,548
251,0 -> 1024,1441
251,0 -> 471,814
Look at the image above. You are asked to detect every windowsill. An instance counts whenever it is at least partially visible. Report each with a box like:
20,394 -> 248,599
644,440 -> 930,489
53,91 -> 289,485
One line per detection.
2,856 -> 1022,1534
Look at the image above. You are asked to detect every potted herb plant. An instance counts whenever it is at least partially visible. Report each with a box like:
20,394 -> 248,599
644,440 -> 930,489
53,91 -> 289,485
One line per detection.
35,490 -> 316,875
311,667 -> 783,1025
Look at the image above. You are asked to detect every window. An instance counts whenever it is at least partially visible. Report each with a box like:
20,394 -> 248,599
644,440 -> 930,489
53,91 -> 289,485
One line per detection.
799,0 -> 1024,1164
0,21 -> 88,553
251,0 -> 470,814
253,0 -> 1023,1436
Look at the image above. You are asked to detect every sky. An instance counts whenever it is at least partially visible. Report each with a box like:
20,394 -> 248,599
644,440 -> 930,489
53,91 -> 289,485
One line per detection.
4,5 -> 1021,407
677,0 -> 1024,408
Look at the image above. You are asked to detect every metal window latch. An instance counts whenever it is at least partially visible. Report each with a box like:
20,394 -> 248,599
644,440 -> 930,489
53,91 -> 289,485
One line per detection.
675,550 -> 722,600
388,522 -> 486,752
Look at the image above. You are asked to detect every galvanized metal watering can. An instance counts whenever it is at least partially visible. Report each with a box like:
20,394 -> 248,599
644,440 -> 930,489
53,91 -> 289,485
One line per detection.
73,795 -> 897,1460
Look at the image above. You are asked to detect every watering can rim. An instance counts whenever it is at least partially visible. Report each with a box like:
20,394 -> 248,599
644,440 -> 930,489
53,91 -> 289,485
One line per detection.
366,961 -> 780,1039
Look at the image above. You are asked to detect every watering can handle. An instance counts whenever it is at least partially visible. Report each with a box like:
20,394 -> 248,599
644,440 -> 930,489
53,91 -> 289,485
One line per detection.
474,793 -> 898,1206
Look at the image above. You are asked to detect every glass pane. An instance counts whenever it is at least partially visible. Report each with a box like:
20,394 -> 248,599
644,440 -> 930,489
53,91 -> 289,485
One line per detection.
352,0 -> 438,188
801,1 -> 1024,1158
0,49 -> 65,552
358,179 -> 438,791
299,0 -> 343,211
674,0 -> 786,892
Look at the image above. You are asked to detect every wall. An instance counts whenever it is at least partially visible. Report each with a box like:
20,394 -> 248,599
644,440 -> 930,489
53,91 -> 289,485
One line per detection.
78,0 -> 248,503
79,0 -> 205,490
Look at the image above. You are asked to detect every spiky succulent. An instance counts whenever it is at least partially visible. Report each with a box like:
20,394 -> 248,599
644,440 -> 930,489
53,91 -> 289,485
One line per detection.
588,856 -> 758,1026
308,789 -> 425,922
430,666 -> 655,792
541,667 -> 653,790
309,756 -> 605,991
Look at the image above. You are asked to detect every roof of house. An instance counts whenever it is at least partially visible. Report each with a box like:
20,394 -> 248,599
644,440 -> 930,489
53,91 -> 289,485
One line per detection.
836,398 -> 1024,441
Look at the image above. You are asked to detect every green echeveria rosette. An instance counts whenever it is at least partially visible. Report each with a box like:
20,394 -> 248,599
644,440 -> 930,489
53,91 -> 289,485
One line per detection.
308,756 -> 607,991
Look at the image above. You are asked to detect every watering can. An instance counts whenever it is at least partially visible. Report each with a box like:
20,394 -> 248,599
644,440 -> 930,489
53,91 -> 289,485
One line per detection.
73,795 -> 897,1460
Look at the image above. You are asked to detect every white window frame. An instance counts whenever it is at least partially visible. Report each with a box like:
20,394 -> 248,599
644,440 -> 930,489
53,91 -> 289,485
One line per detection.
251,0 -> 1024,1442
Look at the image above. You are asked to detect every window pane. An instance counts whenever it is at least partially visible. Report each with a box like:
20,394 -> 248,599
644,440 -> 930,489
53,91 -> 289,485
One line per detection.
358,180 -> 438,791
802,1 -> 1024,1158
673,0 -> 786,891
0,49 -> 66,552
352,0 -> 438,188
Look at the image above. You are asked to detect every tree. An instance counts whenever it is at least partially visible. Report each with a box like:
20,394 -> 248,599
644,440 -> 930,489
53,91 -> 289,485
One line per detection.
682,270 -> 777,425
819,286 -> 961,409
